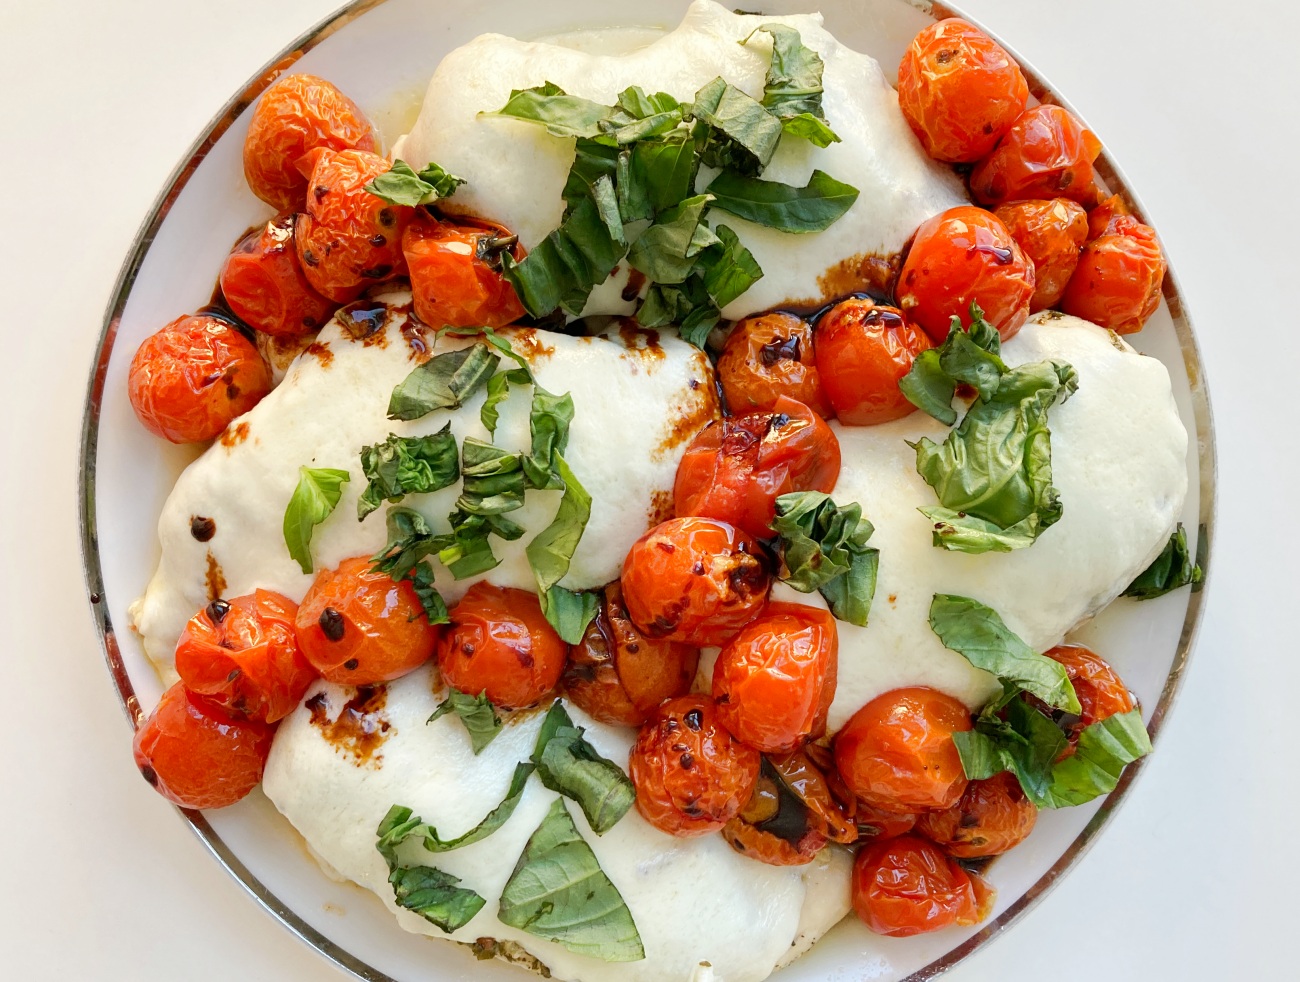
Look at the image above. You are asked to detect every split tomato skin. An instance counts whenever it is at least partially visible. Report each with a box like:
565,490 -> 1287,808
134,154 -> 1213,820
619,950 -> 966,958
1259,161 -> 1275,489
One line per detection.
716,312 -> 833,418
915,770 -> 1037,858
403,211 -> 526,330
969,104 -> 1103,208
814,297 -> 933,424
851,834 -> 986,937
992,198 -> 1089,312
220,213 -> 338,338
1059,215 -> 1166,334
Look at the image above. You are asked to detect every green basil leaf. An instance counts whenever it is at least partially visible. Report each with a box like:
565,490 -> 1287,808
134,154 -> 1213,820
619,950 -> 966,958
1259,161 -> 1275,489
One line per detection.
428,688 -> 503,754
599,89 -> 685,144
698,224 -> 764,309
744,25 -> 840,145
625,132 -> 698,217
458,438 -> 527,516
438,512 -> 502,579
691,76 -> 784,177
778,112 -> 840,148
953,695 -> 1068,803
498,798 -> 645,962
364,159 -> 466,207
489,82 -> 614,139
480,367 -> 531,436
1122,523 -> 1205,599
357,427 -> 460,520
283,466 -> 350,574
405,561 -> 450,624
704,169 -> 859,233
375,806 -> 486,933
388,343 -> 501,421
370,506 -> 451,579
771,491 -> 879,626
541,586 -> 602,646
627,194 -> 718,285
899,307 -> 1008,425
379,763 -> 535,858
526,455 -> 594,642
929,594 -> 1081,713
1039,709 -> 1152,808
524,388 -> 575,490
532,701 -> 635,834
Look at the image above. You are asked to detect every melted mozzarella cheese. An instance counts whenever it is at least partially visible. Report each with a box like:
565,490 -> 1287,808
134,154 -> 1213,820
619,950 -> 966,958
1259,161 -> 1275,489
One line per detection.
394,0 -> 966,319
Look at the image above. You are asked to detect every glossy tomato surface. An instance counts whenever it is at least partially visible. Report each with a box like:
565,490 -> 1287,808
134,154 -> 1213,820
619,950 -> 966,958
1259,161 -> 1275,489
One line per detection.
851,834 -> 983,937
993,198 -> 1089,312
403,211 -> 526,330
716,312 -> 833,417
969,104 -> 1103,207
219,212 -> 337,337
1087,193 -> 1132,240
915,770 -> 1037,858
1060,215 -> 1166,333
814,297 -> 932,424
722,755 -> 846,866
1042,644 -> 1135,729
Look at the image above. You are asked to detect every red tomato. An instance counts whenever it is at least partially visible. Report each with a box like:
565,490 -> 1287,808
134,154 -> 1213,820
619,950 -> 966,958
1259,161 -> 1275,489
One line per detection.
673,396 -> 841,541
242,73 -> 378,211
132,682 -> 274,810
897,205 -> 1036,342
855,801 -> 919,842
712,602 -> 838,754
437,582 -> 568,709
1059,215 -> 1166,333
1042,644 -> 1134,730
219,213 -> 338,337
814,297 -> 933,424
403,211 -> 527,330
128,314 -> 271,444
1087,193 -> 1132,240
915,771 -> 1037,858
295,556 -> 439,685
629,695 -> 761,836
296,149 -> 411,303
992,198 -> 1089,312
896,18 -> 1029,163
174,591 -> 316,724
834,687 -> 972,813
716,312 -> 833,418
851,835 -> 985,937
969,104 -> 1103,207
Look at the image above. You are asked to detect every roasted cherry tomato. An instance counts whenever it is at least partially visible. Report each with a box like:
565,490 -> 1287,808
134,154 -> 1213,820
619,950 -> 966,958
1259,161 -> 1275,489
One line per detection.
174,591 -> 316,724
897,205 -> 1036,342
403,211 -> 527,330
1086,193 -> 1132,240
896,18 -> 1029,163
1059,215 -> 1166,334
295,149 -> 411,303
814,297 -> 933,424
716,312 -> 833,417
1042,644 -> 1134,731
915,771 -> 1037,858
132,682 -> 274,809
219,213 -> 338,337
855,801 -> 919,842
712,602 -> 838,754
673,396 -> 841,541
621,517 -> 771,646
992,198 -> 1089,312
563,581 -> 699,726
629,694 -> 761,836
723,751 -> 857,865
851,834 -> 987,937
437,582 -> 568,709
295,556 -> 439,685
242,73 -> 378,211
834,687 -> 972,813
128,314 -> 272,444
969,104 -> 1103,208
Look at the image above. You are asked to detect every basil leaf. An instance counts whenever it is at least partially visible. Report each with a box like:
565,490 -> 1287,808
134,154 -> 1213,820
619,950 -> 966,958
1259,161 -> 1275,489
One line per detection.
357,427 -> 460,520
900,306 -> 1008,425
364,159 -> 466,207
541,586 -> 602,646
691,76 -> 784,176
599,88 -> 685,144
778,112 -> 840,148
625,132 -> 698,217
1122,523 -> 1205,599
524,388 -> 575,490
627,194 -> 718,285
698,224 -> 764,309
953,694 -> 1068,803
744,25 -> 840,146
490,82 -> 614,139
370,506 -> 451,579
438,512 -> 502,579
564,139 -> 620,211
405,561 -> 450,624
458,438 -> 527,516
526,455 -> 596,642
1039,709 -> 1152,808
283,466 -> 350,574
929,594 -> 1081,713
498,798 -> 645,962
704,169 -> 859,233
378,763 -> 535,858
428,688 -> 503,755
771,491 -> 879,626
532,701 -> 635,834
481,368 -> 531,436
388,343 -> 500,421
375,806 -> 486,933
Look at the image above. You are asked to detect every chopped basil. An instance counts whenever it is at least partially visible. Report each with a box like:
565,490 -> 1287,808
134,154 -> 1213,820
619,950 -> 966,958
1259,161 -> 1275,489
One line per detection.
283,466 -> 350,574
371,506 -> 447,579
770,491 -> 879,626
524,388 -> 575,490
457,439 -> 527,516
489,82 -> 614,138
1039,709 -> 1152,808
627,194 -> 719,285
438,511 -> 504,579
481,368 -> 530,436
498,799 -> 645,962
387,343 -> 500,421
428,688 -> 503,754
622,133 -> 698,218
899,304 -> 1007,425
1122,523 -> 1204,599
405,561 -> 450,624
375,807 -> 485,933
744,24 -> 840,147
357,427 -> 460,520
691,76 -> 784,176
705,169 -> 858,233
532,701 -> 635,834
952,688 -> 1068,803
599,86 -> 686,144
364,159 -> 466,207
526,455 -> 597,642
702,224 -> 764,309
377,764 -> 535,859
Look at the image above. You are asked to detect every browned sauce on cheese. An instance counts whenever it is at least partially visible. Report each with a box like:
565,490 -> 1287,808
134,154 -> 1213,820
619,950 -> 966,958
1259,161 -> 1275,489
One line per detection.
305,685 -> 393,767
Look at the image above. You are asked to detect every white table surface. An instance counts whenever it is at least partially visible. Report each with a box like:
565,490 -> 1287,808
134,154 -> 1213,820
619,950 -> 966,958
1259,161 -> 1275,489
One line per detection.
2,0 -> 1296,978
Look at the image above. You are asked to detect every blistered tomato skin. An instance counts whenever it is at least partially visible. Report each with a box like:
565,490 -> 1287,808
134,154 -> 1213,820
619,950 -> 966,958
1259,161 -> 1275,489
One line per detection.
1087,193 -> 1132,240
814,298 -> 933,424
132,682 -> 275,810
174,591 -> 317,724
128,314 -> 272,444
834,686 -> 972,813
969,104 -> 1103,208
629,695 -> 761,836
915,771 -> 1037,858
242,73 -> 378,211
896,205 -> 1036,343
219,213 -> 338,337
716,313 -> 833,418
621,517 -> 771,647
854,801 -> 919,842
993,198 -> 1089,312
437,582 -> 568,709
1042,644 -> 1135,730
403,211 -> 527,330
1059,215 -> 1166,334
712,602 -> 838,754
295,556 -> 439,686
851,834 -> 984,937
296,149 -> 411,303
896,18 -> 1029,163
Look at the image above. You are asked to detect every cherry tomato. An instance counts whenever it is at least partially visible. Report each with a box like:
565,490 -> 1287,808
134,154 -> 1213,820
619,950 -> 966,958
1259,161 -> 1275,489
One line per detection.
132,682 -> 274,809
992,198 -> 1089,312
629,694 -> 761,836
915,771 -> 1037,858
897,205 -> 1036,342
855,801 -> 919,842
673,396 -> 841,541
437,582 -> 568,709
242,73 -> 378,211
403,211 -> 527,330
716,312 -> 833,417
621,517 -> 771,646
834,687 -> 971,813
563,581 -> 699,726
295,556 -> 438,686
1087,193 -> 1132,240
1059,215 -> 1166,334
296,149 -> 411,303
1042,644 -> 1134,730
896,18 -> 1029,163
814,297 -> 933,424
219,213 -> 338,337
174,591 -> 316,724
128,314 -> 272,444
851,834 -> 984,937
712,602 -> 838,754
723,753 -> 848,865
969,104 -> 1103,208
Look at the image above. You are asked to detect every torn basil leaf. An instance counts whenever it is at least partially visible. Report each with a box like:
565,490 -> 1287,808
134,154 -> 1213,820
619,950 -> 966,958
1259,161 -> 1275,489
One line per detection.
377,764 -> 535,859
489,82 -> 614,139
700,224 -> 764,309
899,304 -> 1007,425
428,688 -> 503,755
952,691 -> 1068,803
370,506 -> 448,579
526,455 -> 597,642
1122,523 -> 1204,600
388,343 -> 500,421
357,427 -> 460,520
405,561 -> 450,624
524,387 -> 575,490
364,159 -> 466,207
283,466 -> 350,574
744,24 -> 840,147
692,76 -> 784,176
599,86 -> 686,144
705,169 -> 859,233
532,701 -> 635,834
498,798 -> 645,962
624,132 -> 698,218
770,491 -> 879,626
1039,709 -> 1152,808
458,439 -> 527,516
481,368 -> 529,436
627,194 -> 719,285
375,806 -> 486,932
438,510 -> 517,579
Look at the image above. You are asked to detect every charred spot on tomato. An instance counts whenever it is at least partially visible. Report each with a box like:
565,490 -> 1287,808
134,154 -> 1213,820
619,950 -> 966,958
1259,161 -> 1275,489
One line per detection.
360,264 -> 393,279
205,599 -> 231,623
343,658 -> 360,671
314,185 -> 330,200
302,248 -> 319,267
680,752 -> 695,770
369,233 -> 387,247
319,606 -> 346,641
139,763 -> 159,786
378,208 -> 396,228
190,515 -> 217,542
